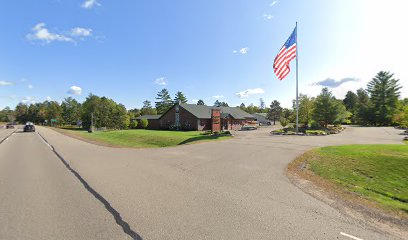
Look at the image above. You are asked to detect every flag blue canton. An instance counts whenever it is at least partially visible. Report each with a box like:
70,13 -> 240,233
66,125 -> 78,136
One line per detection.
284,27 -> 297,49
273,26 -> 297,80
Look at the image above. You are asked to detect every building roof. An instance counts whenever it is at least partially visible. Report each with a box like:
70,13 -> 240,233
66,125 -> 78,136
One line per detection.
252,113 -> 270,122
179,103 -> 254,119
135,115 -> 161,120
253,112 -> 267,117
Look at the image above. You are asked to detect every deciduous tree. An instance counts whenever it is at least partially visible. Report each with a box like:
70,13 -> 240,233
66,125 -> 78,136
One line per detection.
297,94 -> 314,126
61,97 -> 82,125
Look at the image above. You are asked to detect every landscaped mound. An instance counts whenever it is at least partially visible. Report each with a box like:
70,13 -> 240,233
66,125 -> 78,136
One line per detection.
271,125 -> 345,136
288,144 -> 408,217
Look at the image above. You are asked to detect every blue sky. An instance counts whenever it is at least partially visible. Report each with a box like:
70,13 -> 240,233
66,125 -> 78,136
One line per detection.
1,0 -> 407,109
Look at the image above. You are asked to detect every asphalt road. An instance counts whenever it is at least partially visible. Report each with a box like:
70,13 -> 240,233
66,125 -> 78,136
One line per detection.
0,126 -> 406,240
0,127 -> 131,240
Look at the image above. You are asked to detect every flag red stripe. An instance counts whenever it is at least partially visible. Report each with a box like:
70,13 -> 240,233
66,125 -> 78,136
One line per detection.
273,40 -> 296,80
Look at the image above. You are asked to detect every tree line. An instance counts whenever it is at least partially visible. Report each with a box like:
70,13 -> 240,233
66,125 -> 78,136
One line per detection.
266,71 -> 407,128
1,71 -> 406,129
1,89 -> 208,129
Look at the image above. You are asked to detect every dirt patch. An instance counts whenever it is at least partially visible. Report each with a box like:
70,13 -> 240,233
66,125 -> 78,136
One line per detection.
287,151 -> 408,240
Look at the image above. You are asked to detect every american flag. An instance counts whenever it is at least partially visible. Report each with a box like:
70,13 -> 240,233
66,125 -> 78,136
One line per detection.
273,26 -> 297,80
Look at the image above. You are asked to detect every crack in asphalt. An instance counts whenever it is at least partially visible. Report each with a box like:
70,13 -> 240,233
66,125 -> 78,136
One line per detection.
36,132 -> 143,240
0,129 -> 17,144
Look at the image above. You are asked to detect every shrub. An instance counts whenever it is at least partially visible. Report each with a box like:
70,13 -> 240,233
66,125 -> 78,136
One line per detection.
129,120 -> 138,129
140,118 -> 149,129
399,121 -> 408,129
305,130 -> 327,135
280,117 -> 289,128
310,121 -> 320,130
272,129 -> 284,133
168,125 -> 178,131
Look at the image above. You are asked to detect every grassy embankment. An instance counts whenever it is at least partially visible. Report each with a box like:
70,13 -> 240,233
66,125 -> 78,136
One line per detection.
54,128 -> 231,148
290,144 -> 408,216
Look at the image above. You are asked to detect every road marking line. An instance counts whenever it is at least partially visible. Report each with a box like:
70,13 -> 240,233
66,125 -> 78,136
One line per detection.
0,130 -> 16,144
35,131 -> 143,239
340,232 -> 364,240
37,132 -> 53,150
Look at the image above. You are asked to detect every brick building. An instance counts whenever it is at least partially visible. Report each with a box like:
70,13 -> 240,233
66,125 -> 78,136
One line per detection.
136,103 -> 255,131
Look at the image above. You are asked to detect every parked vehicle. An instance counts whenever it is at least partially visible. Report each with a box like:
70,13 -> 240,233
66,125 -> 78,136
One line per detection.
6,123 -> 15,129
24,123 -> 35,132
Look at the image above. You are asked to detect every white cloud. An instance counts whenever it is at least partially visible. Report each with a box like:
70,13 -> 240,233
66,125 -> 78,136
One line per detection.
236,88 -> 265,99
270,1 -> 278,7
312,77 -> 359,88
81,0 -> 101,9
233,47 -> 249,55
67,86 -> 82,95
263,14 -> 274,20
21,96 -> 37,104
46,96 -> 52,101
301,75 -> 368,100
0,81 -> 14,86
240,47 -> 249,54
27,23 -> 93,44
212,95 -> 224,99
70,27 -> 92,37
27,23 -> 73,44
154,77 -> 167,86
190,99 -> 199,104
28,84 -> 33,89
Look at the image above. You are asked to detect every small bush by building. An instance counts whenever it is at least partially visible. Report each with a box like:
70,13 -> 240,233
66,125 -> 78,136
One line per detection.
140,118 -> 149,129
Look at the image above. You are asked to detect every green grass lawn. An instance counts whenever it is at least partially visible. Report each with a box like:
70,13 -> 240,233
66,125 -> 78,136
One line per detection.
306,144 -> 408,214
58,128 -> 231,148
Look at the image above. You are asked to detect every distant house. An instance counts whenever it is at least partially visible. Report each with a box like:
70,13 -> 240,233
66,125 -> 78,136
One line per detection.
135,115 -> 161,129
252,113 -> 272,125
137,103 -> 255,131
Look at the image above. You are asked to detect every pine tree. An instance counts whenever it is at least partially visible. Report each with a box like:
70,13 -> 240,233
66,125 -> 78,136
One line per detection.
174,91 -> 188,104
141,100 -> 157,115
312,88 -> 344,128
343,91 -> 358,111
197,99 -> 205,105
267,100 -> 282,125
155,88 -> 173,114
367,71 -> 401,125
220,102 -> 229,107
343,91 -> 358,124
355,88 -> 372,125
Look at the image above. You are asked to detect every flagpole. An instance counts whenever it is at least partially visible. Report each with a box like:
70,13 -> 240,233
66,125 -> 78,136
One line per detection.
295,22 -> 299,133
